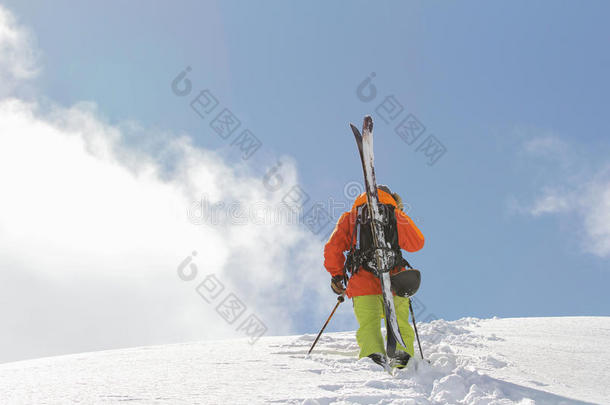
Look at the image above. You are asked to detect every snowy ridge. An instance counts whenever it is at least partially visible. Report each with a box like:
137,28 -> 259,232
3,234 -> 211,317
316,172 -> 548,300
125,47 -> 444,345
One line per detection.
294,317 -> 605,405
0,317 -> 607,404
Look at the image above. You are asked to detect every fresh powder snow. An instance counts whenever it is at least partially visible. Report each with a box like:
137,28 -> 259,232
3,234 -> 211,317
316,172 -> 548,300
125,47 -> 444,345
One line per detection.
0,317 -> 608,404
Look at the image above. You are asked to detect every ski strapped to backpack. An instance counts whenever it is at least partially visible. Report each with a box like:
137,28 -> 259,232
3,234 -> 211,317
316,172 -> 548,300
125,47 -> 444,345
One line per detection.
349,116 -> 407,357
344,203 -> 411,279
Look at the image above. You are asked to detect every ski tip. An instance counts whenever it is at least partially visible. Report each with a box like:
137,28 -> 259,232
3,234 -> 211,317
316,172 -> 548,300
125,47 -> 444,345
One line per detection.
350,123 -> 362,138
363,115 -> 373,132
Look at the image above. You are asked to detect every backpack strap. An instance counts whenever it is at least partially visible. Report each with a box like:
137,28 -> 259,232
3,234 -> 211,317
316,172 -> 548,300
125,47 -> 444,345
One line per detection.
345,204 -> 411,278
344,205 -> 364,278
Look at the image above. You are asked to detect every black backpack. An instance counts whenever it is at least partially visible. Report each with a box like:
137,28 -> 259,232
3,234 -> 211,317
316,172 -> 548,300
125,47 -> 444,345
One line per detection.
344,203 -> 409,278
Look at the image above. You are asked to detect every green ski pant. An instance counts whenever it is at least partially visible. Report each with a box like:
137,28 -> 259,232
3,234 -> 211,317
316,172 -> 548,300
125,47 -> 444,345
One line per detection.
353,294 -> 415,358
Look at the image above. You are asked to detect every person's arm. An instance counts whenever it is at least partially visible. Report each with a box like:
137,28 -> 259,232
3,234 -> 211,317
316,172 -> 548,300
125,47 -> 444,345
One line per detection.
395,209 -> 425,252
323,211 -> 353,277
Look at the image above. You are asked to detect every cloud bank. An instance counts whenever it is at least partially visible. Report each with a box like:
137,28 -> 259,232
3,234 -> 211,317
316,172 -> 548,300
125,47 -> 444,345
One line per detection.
0,5 -> 329,363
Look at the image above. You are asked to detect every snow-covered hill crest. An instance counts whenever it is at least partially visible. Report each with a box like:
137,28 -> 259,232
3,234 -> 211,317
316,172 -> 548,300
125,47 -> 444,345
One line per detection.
1,317 -> 608,404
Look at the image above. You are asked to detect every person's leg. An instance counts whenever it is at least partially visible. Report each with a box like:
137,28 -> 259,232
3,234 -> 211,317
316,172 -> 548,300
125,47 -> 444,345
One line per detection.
353,295 -> 385,358
393,295 -> 415,357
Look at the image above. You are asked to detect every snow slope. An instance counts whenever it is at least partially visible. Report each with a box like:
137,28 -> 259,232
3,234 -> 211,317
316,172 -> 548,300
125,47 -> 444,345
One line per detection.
0,317 -> 608,404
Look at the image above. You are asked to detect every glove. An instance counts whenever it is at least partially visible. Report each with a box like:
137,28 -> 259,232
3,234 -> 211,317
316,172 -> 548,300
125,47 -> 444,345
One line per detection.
331,275 -> 346,295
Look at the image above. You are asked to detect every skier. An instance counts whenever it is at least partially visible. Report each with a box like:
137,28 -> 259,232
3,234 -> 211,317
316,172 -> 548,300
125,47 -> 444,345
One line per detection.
323,185 -> 424,369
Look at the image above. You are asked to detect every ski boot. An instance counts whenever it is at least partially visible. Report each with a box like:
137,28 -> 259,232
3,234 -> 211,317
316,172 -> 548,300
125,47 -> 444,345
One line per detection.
392,351 -> 411,369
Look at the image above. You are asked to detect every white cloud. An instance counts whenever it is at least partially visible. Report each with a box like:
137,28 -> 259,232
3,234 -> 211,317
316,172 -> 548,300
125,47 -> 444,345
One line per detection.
0,6 -> 39,95
529,191 -> 571,216
0,5 -> 332,363
522,135 -> 568,158
518,134 -> 610,259
580,178 -> 610,257
0,96 -> 333,362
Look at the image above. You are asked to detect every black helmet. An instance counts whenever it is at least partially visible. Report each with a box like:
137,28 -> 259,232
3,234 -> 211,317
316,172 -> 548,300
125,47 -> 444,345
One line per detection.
391,269 -> 421,297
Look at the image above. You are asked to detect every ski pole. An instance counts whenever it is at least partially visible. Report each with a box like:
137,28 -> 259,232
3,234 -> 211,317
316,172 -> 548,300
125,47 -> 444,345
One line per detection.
307,294 -> 345,356
409,299 -> 425,360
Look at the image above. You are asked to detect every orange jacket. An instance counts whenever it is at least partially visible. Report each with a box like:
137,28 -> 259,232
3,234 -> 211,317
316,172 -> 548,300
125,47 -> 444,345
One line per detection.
323,189 -> 424,298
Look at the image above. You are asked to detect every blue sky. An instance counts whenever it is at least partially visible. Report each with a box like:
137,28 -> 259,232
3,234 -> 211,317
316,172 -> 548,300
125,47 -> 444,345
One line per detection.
2,1 -> 609,359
